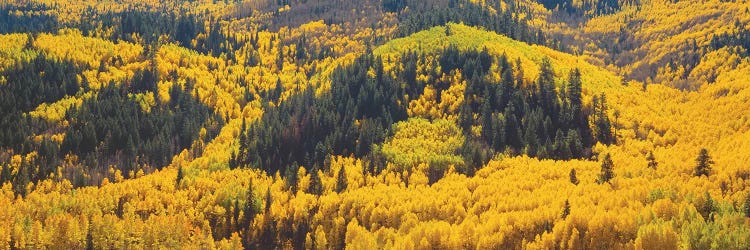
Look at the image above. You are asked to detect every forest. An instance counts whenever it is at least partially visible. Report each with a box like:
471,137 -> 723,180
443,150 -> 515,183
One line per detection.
1,0 -> 750,249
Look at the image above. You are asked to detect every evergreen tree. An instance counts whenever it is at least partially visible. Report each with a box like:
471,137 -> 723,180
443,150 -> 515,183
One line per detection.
744,192 -> 750,218
233,198 -> 240,232
13,159 -> 30,197
241,181 -> 258,249
646,151 -> 658,169
480,91 -> 493,143
295,34 -> 307,62
701,192 -> 715,222
459,98 -> 473,132
264,187 -> 272,213
176,166 -> 184,188
592,93 -> 614,144
308,166 -> 323,195
561,199 -> 571,219
229,151 -> 238,170
500,67 -> 514,108
537,57 -> 557,116
285,164 -> 298,193
260,187 -> 276,248
523,112 -> 540,157
597,153 -> 614,184
567,129 -> 583,158
567,69 -> 583,126
80,123 -> 98,155
504,103 -> 522,150
86,225 -> 94,250
25,32 -> 34,49
694,148 -> 714,177
276,44 -> 284,71
243,180 -> 258,230
335,166 -> 348,193
569,168 -> 579,185
238,119 -> 248,166
554,130 -> 571,159
273,77 -> 283,101
0,163 -> 10,184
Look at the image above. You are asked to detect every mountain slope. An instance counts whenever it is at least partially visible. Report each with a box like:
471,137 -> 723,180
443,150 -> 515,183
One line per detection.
2,21 -> 750,248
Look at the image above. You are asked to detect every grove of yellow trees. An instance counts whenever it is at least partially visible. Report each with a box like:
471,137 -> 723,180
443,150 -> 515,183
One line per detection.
2,0 -> 750,248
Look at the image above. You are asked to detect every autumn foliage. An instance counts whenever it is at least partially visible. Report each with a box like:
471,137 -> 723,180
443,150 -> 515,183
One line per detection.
2,0 -> 750,249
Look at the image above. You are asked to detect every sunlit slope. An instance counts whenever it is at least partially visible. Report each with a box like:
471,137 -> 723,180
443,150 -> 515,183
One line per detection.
375,23 -> 750,175
371,23 -> 750,247
375,23 -> 621,93
1,23 -> 750,249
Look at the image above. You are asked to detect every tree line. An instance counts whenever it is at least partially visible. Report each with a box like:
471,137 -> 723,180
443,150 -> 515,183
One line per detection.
79,9 -> 244,60
2,3 -> 244,61
539,0 -> 621,16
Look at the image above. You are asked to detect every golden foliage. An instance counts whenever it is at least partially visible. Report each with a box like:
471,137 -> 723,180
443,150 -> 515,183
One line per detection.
380,118 -> 464,172
2,3 -> 750,248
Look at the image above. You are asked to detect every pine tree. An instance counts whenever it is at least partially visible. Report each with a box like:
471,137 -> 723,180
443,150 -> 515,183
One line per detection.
13,159 -> 30,197
744,192 -> 750,218
646,151 -> 658,169
569,168 -> 579,185
264,187 -> 272,214
591,93 -> 613,145
260,187 -> 276,248
274,77 -> 284,102
336,166 -> 348,193
175,166 -> 184,188
597,153 -> 614,184
567,129 -> 583,158
537,57 -> 557,115
238,119 -> 248,167
86,225 -> 94,250
276,44 -> 284,71
229,151 -> 237,170
554,130 -> 571,159
295,34 -> 307,62
567,69 -> 583,127
701,192 -> 715,222
459,98 -> 473,132
233,198 -> 240,232
80,123 -> 98,155
480,91 -> 493,143
243,180 -> 258,230
694,148 -> 714,177
308,166 -> 323,196
285,164 -> 298,193
561,199 -> 571,219
25,33 -> 34,49
0,163 -> 10,184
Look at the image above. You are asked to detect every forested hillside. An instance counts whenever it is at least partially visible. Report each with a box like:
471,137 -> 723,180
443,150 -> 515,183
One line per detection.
1,0 -> 749,249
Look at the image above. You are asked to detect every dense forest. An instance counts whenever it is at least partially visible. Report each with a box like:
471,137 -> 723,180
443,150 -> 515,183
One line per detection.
1,0 -> 750,249
232,46 -> 613,186
0,53 -> 221,194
